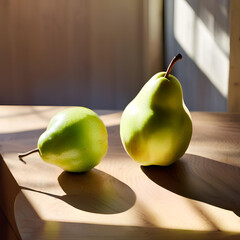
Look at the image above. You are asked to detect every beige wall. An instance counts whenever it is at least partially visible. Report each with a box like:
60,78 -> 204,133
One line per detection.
1,1 -> 239,112
0,0 -> 163,109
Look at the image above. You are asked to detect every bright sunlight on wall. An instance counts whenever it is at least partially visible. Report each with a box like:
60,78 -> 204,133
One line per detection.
173,0 -> 229,98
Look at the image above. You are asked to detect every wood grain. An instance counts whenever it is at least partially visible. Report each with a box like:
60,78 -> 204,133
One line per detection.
0,106 -> 240,239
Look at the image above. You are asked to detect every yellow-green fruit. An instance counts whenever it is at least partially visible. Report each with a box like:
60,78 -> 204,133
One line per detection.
37,107 -> 108,172
120,54 -> 192,166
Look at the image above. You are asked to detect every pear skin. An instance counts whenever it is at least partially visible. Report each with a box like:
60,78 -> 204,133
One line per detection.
120,54 -> 192,166
19,107 -> 108,172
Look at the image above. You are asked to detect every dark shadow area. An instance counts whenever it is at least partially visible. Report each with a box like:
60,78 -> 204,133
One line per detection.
141,154 -> 240,217
0,208 -> 18,240
0,129 -> 45,142
58,169 -> 136,214
0,154 -> 22,239
21,168 -> 136,214
0,129 -> 45,157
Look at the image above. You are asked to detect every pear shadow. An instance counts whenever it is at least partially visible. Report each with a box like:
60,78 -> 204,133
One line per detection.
58,169 -> 136,214
141,154 -> 240,217
21,168 -> 136,214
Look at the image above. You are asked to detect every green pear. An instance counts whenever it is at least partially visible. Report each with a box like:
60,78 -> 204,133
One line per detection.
19,107 -> 108,172
120,54 -> 192,166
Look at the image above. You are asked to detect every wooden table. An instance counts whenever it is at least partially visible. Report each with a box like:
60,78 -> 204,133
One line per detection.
0,106 -> 240,240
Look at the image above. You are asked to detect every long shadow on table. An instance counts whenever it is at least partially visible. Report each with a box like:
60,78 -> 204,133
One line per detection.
57,169 -> 136,214
21,168 -> 136,214
141,153 -> 240,217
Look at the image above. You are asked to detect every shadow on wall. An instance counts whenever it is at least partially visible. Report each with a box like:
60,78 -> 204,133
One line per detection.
164,0 -> 229,112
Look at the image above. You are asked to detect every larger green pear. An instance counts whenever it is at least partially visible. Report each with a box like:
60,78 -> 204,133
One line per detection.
120,54 -> 192,166
19,107 -> 108,172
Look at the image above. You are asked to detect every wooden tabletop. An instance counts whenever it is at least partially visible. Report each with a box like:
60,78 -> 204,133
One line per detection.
0,106 -> 240,240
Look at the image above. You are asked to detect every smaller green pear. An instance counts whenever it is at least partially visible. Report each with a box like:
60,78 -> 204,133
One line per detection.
19,107 -> 108,172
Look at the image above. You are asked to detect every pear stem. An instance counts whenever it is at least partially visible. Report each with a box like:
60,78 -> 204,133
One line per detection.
18,148 -> 39,164
164,53 -> 182,78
